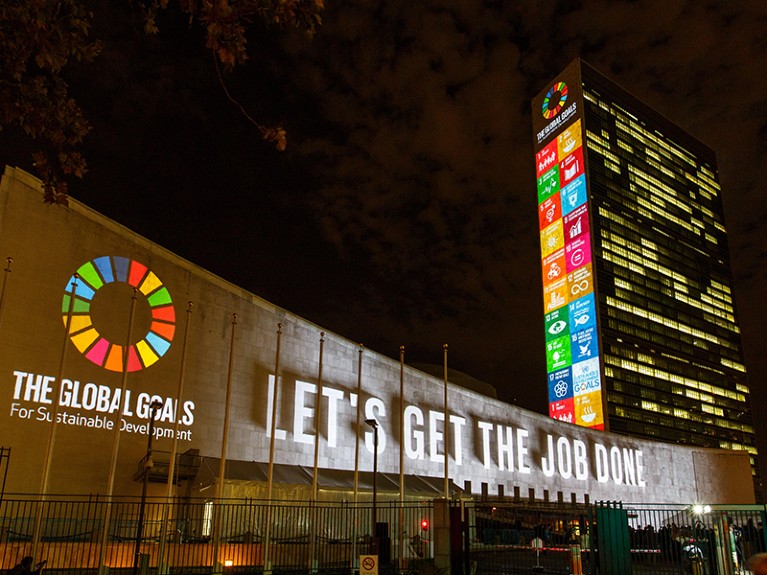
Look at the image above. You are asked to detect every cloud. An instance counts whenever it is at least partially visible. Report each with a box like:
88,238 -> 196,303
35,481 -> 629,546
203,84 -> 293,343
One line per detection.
7,0 -> 764,413
275,0 -> 767,408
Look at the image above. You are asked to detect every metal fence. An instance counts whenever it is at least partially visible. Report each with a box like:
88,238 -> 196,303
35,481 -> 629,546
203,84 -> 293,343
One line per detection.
0,496 -> 434,574
463,499 -> 590,574
462,499 -> 767,575
4,496 -> 767,574
607,502 -> 767,575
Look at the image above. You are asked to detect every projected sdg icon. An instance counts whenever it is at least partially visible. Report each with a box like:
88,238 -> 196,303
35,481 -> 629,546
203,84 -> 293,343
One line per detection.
62,256 -> 176,372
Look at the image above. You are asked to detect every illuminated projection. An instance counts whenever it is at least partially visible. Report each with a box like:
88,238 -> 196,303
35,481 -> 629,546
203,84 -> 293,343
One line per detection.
542,82 -> 569,120
62,256 -> 176,372
0,164 -> 754,502
533,71 -> 605,430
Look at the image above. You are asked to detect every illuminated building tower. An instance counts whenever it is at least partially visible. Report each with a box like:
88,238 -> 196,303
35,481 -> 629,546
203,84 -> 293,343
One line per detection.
531,59 -> 761,496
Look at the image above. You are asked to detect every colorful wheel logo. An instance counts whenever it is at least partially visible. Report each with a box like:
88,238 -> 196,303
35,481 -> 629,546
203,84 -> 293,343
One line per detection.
542,82 -> 568,119
62,256 -> 175,372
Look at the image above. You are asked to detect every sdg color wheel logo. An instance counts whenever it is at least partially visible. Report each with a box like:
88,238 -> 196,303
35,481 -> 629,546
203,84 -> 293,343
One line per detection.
62,256 -> 176,372
542,81 -> 568,119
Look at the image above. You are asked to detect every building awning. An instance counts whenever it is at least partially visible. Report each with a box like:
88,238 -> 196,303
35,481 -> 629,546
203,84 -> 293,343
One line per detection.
198,458 -> 462,496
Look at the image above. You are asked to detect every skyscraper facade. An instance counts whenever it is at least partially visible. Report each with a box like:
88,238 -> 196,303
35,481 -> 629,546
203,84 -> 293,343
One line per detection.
532,60 -> 760,495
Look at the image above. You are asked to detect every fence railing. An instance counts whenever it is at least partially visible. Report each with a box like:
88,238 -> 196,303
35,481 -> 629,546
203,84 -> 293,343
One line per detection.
615,502 -> 767,575
0,496 -> 434,574
5,496 -> 767,575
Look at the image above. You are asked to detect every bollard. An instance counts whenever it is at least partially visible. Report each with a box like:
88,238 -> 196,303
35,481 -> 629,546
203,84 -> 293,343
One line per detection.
569,544 -> 582,575
690,558 -> 703,575
139,553 -> 150,575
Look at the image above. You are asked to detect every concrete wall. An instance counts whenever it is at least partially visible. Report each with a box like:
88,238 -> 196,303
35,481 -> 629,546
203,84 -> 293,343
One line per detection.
0,166 -> 753,504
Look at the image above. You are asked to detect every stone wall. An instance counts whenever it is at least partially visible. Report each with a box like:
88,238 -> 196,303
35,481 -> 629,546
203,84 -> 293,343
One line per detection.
0,166 -> 752,504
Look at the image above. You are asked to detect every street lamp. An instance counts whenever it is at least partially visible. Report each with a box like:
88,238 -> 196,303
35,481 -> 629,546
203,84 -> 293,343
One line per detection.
365,418 -> 379,553
133,400 -> 162,575
691,504 -> 711,516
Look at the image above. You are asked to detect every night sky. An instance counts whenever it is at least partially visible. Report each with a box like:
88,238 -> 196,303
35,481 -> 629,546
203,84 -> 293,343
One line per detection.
4,1 -> 767,483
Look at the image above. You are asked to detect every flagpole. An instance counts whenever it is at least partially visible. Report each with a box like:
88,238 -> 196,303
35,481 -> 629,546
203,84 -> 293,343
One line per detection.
105,288 -> 139,495
353,344 -> 363,502
351,343 -> 363,573
311,332 -> 325,500
264,322 -> 282,575
216,313 -> 238,497
0,257 -> 13,330
40,273 -> 78,488
399,346 -> 405,500
398,345 -> 405,571
157,301 -> 192,574
99,288 -> 139,575
212,313 -> 237,573
443,344 -> 449,500
266,323 -> 283,498
31,272 -> 78,563
309,332 -> 325,573
165,301 -> 193,498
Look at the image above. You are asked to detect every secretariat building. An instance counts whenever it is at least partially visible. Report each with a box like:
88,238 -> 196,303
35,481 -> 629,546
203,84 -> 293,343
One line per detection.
532,60 -> 760,496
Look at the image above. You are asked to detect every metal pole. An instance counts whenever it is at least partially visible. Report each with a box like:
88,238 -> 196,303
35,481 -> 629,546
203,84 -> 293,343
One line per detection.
266,322 -> 283,500
264,322 -> 282,575
105,288 -> 139,496
353,344 -> 364,502
217,313 -> 238,498
0,448 -> 9,504
373,424 -> 378,548
32,272 -> 77,562
133,401 -> 162,575
364,419 -> 379,554
443,344 -> 449,500
0,257 -> 13,330
311,332 -> 325,500
165,302 -> 193,497
398,346 -> 405,499
0,258 -> 10,508
158,301 -> 193,574
99,288 -> 139,575
39,273 -> 78,495
398,345 -> 405,570
351,344 -> 363,572
213,313 -> 237,574
309,332 -> 325,573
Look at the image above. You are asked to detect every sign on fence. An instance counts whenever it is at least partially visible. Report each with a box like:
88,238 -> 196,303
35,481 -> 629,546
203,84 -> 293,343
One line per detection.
360,555 -> 378,575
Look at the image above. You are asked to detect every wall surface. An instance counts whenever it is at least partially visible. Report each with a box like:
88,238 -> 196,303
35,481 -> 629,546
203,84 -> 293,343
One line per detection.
0,166 -> 753,503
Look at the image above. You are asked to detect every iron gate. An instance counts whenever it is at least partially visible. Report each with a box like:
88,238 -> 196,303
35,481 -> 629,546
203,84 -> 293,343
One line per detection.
459,500 -> 767,575
460,500 -> 591,574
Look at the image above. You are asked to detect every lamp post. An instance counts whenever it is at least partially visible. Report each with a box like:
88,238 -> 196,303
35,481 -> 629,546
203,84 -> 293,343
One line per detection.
133,400 -> 162,575
365,418 -> 379,554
